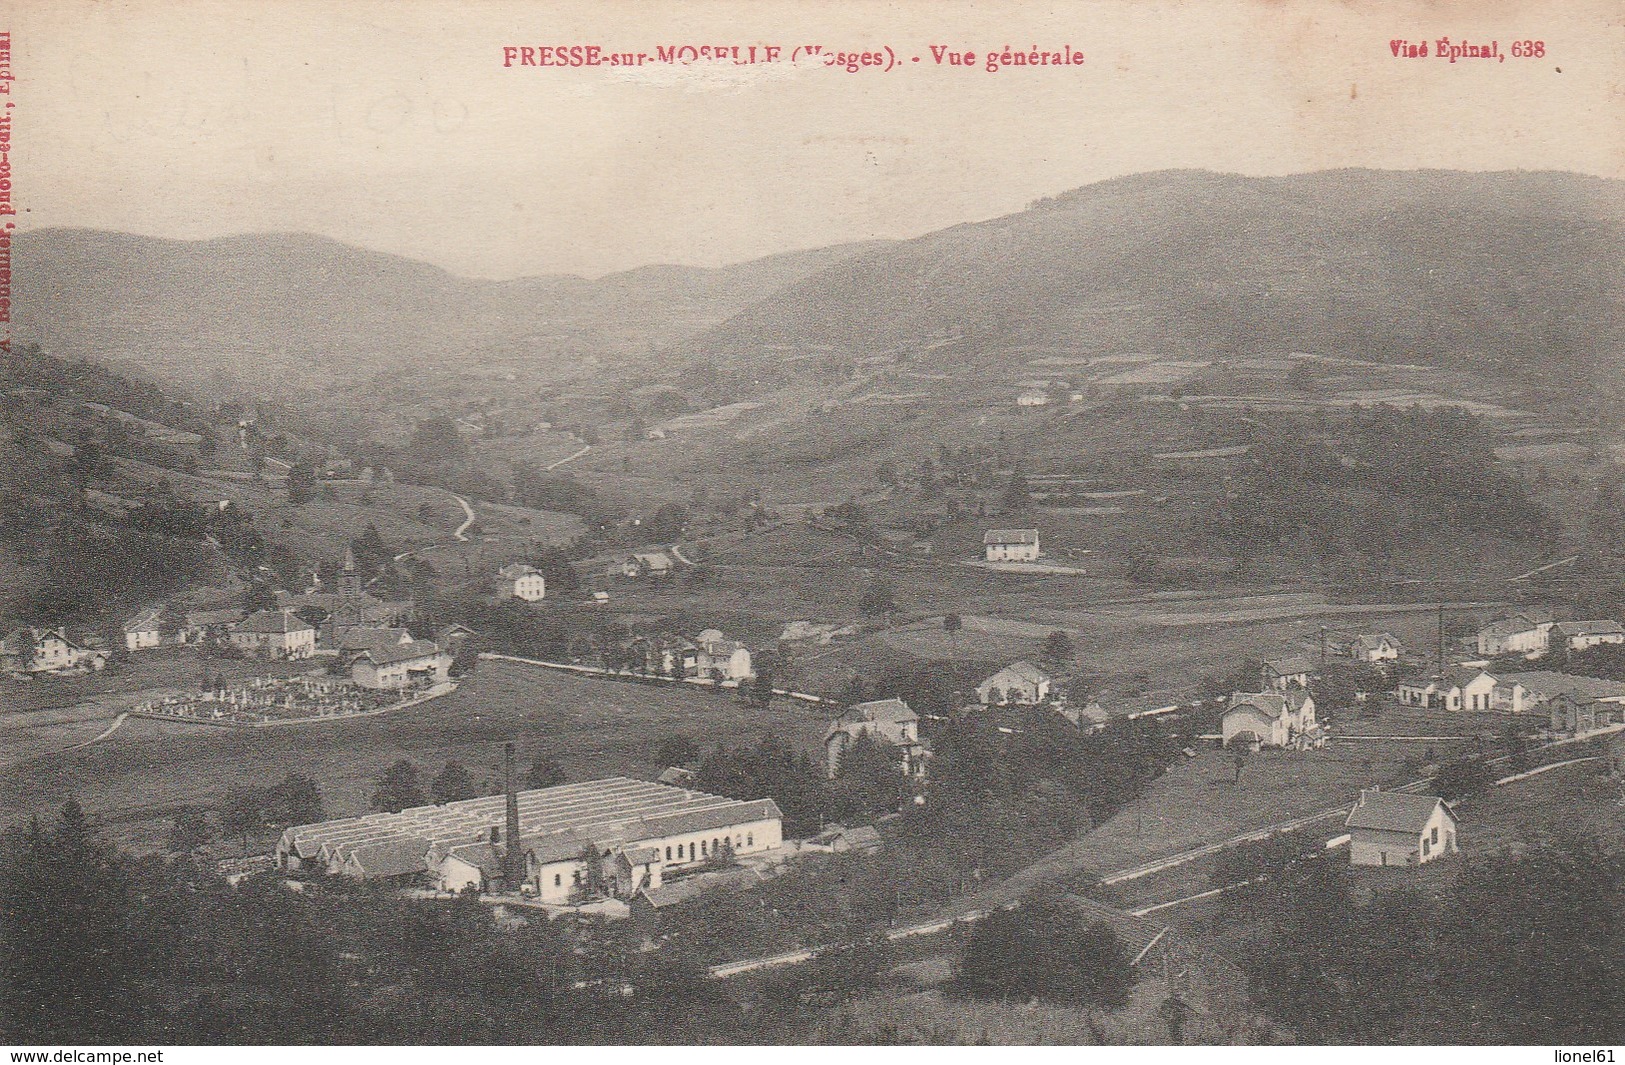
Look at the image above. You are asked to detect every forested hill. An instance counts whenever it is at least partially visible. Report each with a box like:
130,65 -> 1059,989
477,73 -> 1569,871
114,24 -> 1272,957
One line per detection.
683,169 -> 1625,397
12,228 -> 888,390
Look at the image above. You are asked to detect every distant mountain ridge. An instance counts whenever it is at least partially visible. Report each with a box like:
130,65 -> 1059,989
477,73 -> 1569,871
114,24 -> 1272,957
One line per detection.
12,227 -> 889,389
685,168 -> 1625,395
15,168 -> 1625,397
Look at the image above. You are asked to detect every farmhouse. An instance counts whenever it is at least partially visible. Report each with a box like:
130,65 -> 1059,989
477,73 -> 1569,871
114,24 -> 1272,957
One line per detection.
1344,632 -> 1402,663
1490,671 -> 1625,715
180,608 -> 243,644
694,630 -> 753,682
1399,666 -> 1499,711
1475,614 -> 1551,657
975,660 -> 1054,705
1548,620 -> 1625,652
983,529 -> 1040,563
496,563 -> 547,602
348,639 -> 450,690
122,607 -> 166,651
277,777 -> 783,903
825,698 -> 928,778
1345,790 -> 1458,867
1545,692 -> 1616,735
1260,655 -> 1314,692
620,550 -> 676,578
228,610 -> 317,660
1221,690 -> 1320,749
0,627 -> 106,675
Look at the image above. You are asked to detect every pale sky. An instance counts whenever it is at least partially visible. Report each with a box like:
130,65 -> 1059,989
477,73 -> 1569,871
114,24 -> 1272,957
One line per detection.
12,0 -> 1623,278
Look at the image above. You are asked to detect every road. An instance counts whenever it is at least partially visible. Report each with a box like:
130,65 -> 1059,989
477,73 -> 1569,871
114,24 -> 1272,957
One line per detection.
449,493 -> 476,541
707,726 -> 1622,979
546,444 -> 591,471
63,712 -> 129,751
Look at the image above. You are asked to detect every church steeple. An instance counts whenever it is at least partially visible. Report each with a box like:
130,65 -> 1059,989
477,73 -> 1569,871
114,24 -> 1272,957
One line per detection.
338,545 -> 360,597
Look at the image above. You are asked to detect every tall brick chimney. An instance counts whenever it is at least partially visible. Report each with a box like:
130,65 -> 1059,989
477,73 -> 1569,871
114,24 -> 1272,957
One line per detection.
502,742 -> 524,890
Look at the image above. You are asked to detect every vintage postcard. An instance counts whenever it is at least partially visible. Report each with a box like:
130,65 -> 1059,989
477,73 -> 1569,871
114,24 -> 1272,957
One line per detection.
0,0 -> 1621,1054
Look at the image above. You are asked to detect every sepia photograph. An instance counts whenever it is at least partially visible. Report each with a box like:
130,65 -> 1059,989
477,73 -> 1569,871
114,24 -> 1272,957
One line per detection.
0,0 -> 1621,1054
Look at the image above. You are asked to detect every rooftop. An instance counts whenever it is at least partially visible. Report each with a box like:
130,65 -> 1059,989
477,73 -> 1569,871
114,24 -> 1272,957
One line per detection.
1345,791 -> 1453,835
234,610 -> 315,635
281,777 -> 782,864
984,529 -> 1040,545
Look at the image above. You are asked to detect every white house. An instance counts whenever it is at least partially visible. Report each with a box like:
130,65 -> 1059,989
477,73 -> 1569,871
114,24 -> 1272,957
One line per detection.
1475,614 -> 1551,657
1261,655 -> 1314,692
228,610 -> 317,660
1345,790 -> 1458,867
975,660 -> 1054,705
1348,633 -> 1401,663
496,564 -> 547,602
983,529 -> 1040,563
0,628 -> 106,675
1490,671 -> 1625,715
349,639 -> 450,690
1549,620 -> 1625,652
620,550 -> 675,578
824,698 -> 928,778
122,607 -> 165,651
1221,690 -> 1320,749
1397,667 -> 1497,711
694,630 -> 753,682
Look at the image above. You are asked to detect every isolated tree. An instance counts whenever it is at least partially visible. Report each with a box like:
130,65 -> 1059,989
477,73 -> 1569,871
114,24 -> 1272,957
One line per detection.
526,754 -> 567,790
830,732 -> 906,819
859,579 -> 898,619
432,762 -> 478,805
372,760 -> 425,813
956,894 -> 1135,1007
166,806 -> 213,853
272,773 -> 325,827
220,785 -> 269,852
286,462 -> 318,505
1040,630 -> 1075,668
943,612 -> 963,655
655,735 -> 700,768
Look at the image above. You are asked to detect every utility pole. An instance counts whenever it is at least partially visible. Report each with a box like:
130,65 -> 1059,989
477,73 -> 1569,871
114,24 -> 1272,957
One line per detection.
1436,604 -> 1446,677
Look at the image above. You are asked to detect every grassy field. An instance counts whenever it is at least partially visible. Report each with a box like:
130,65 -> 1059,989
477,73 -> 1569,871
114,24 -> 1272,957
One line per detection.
0,657 -> 829,850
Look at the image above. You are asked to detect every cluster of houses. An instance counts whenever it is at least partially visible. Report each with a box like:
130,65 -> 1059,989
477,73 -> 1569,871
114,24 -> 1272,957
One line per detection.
1220,656 -> 1326,751
1475,611 -> 1625,657
1398,668 -> 1625,732
607,629 -> 755,683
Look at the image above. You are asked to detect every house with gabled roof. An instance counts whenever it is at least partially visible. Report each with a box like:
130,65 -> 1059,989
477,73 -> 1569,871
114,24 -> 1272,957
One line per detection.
1549,620 -> 1625,652
824,697 -> 928,778
1222,690 -> 1320,749
496,563 -> 546,602
1476,614 -> 1551,657
620,550 -> 675,578
1261,655 -> 1315,692
122,606 -> 166,651
983,529 -> 1040,562
1345,790 -> 1458,867
975,660 -> 1054,705
1490,670 -> 1625,715
1397,667 -> 1497,711
229,609 -> 316,660
1348,632 -> 1402,663
694,630 -> 753,682
349,639 -> 449,690
0,627 -> 106,675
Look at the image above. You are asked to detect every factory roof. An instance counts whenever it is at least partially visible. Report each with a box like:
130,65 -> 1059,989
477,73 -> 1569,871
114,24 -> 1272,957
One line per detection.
278,778 -> 782,871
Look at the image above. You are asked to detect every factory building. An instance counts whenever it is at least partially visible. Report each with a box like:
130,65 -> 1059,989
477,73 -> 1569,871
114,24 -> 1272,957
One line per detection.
275,776 -> 783,902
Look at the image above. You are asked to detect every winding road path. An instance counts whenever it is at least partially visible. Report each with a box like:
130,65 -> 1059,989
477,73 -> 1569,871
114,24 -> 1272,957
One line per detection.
64,712 -> 129,752
546,444 -> 591,471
